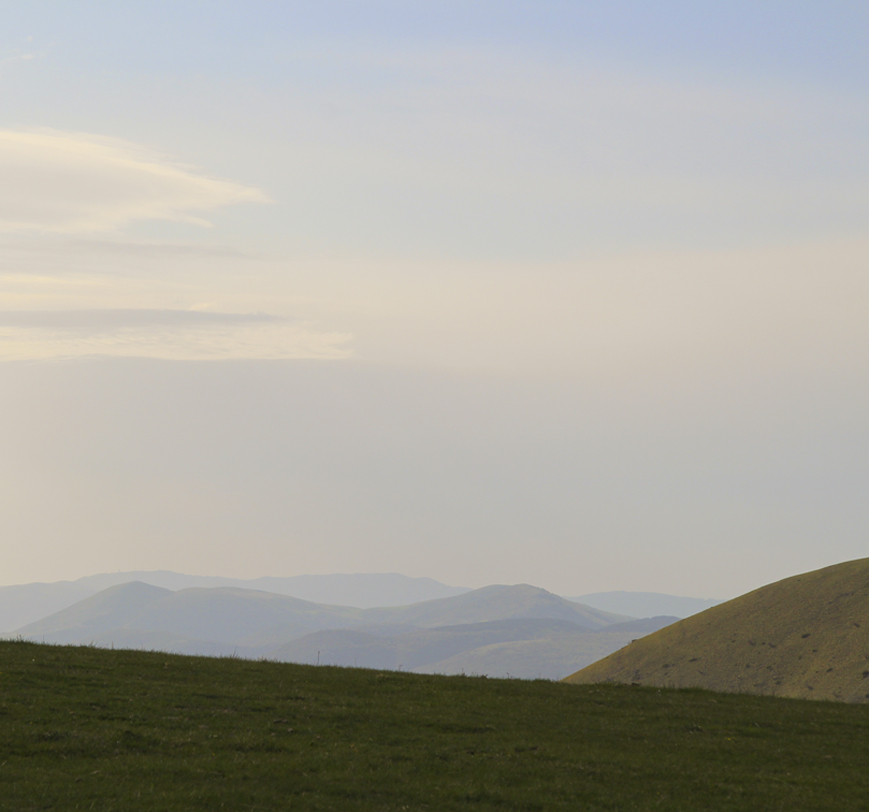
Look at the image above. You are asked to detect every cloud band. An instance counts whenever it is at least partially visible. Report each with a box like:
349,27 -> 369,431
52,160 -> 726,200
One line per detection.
0,129 -> 269,233
0,309 -> 351,361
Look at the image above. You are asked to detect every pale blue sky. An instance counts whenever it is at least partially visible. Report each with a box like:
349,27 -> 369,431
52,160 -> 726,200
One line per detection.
3,0 -> 867,258
0,2 -> 866,597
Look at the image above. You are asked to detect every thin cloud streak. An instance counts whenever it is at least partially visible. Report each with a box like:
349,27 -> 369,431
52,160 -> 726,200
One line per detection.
1,237 -> 266,261
0,35 -> 51,66
0,3 -> 865,592
0,129 -> 270,234
0,309 -> 351,361
0,309 -> 286,332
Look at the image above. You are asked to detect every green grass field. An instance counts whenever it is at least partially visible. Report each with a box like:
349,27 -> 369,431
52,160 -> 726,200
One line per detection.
2,639 -> 868,811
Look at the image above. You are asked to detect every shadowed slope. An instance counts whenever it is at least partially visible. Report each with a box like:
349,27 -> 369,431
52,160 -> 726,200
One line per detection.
564,558 -> 869,703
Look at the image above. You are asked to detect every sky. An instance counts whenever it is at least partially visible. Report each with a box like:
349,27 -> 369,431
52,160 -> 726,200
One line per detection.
0,1 -> 867,598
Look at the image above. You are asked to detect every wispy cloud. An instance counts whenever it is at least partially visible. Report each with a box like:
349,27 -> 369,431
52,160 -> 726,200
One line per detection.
0,129 -> 270,234
1,237 -> 265,261
1,51 -> 44,64
0,309 -> 351,361
0,35 -> 50,66
0,309 -> 283,332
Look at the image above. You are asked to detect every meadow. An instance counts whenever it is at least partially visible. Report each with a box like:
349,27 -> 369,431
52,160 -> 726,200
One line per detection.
1,639 -> 868,811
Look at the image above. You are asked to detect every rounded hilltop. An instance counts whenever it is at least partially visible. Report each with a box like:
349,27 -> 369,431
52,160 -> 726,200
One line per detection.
564,557 -> 869,703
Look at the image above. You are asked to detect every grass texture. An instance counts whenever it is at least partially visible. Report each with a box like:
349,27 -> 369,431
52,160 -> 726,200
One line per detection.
2,639 -> 869,810
565,557 -> 869,702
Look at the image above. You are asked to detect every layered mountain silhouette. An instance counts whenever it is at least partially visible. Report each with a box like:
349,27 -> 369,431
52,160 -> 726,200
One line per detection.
16,583 -> 364,649
0,572 -> 471,631
0,570 -> 715,633
564,557 -> 869,702
273,617 -> 676,679
10,581 -> 676,680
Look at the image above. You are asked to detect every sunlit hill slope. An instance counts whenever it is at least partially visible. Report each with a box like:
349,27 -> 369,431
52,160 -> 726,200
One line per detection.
564,558 -> 869,703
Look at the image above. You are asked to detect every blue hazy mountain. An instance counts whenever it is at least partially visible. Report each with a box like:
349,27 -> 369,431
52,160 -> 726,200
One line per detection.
9,581 -> 666,678
0,571 -> 471,632
270,616 -> 678,680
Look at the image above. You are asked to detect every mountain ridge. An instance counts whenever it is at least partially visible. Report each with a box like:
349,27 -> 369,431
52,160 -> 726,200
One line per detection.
15,582 -> 627,643
11,581 -> 658,679
0,571 -> 472,631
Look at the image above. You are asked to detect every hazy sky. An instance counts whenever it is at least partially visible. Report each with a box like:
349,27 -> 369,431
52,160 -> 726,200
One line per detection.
1,1 -> 867,598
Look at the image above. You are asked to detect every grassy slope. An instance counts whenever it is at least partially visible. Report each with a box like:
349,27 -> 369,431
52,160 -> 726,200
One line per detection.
2,641 -> 869,811
564,558 -> 869,702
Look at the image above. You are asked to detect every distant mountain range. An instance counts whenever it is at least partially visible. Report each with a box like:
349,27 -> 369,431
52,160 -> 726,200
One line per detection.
0,570 -> 719,633
13,561 -> 866,694
274,616 -> 677,679
565,557 -> 869,702
0,571 -> 472,631
7,578 -> 680,680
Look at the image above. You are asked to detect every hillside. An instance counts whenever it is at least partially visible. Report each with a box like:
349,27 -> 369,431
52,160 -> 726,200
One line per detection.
564,558 -> 869,702
3,639 -> 869,810
14,581 -> 176,641
0,580 -> 98,633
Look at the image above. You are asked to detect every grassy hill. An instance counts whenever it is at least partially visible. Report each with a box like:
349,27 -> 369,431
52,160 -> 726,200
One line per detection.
2,639 -> 869,810
564,557 -> 869,702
